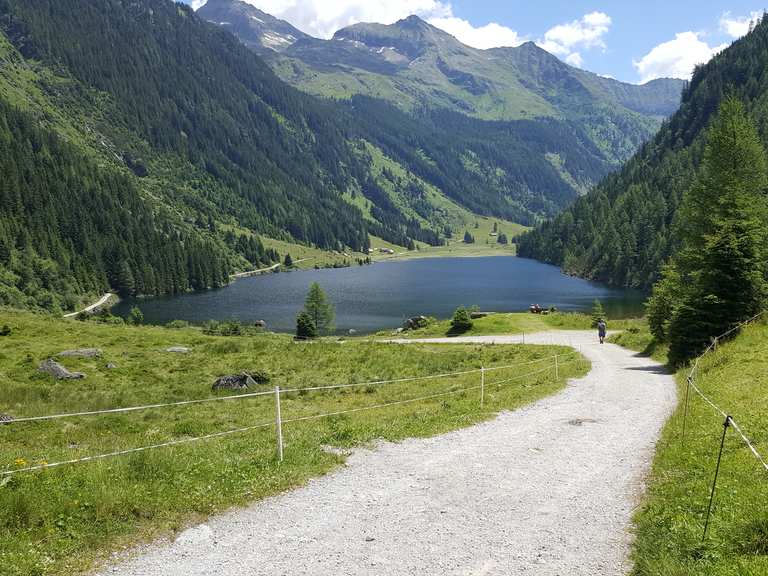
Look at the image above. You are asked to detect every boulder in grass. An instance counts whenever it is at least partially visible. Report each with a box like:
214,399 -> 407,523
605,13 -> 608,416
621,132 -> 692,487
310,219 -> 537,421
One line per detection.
166,346 -> 191,354
212,373 -> 258,391
58,348 -> 102,358
0,413 -> 14,424
38,359 -> 86,380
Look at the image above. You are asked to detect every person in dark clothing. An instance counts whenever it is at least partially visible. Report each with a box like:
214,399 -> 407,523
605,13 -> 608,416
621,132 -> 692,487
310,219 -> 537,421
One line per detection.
597,319 -> 607,344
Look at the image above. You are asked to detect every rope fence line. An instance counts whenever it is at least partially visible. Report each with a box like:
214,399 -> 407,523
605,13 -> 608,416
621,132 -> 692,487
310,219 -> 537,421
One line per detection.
682,310 -> 768,472
4,351 -> 580,425
1,350 -> 585,476
678,310 -> 768,541
3,422 -> 275,476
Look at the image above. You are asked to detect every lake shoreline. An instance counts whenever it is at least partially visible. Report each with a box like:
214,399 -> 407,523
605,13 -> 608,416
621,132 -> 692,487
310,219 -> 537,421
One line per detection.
114,256 -> 646,334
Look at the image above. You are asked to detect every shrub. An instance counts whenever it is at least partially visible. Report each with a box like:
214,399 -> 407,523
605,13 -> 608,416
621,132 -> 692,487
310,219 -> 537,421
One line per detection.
449,307 -> 473,335
296,311 -> 317,340
129,306 -> 144,325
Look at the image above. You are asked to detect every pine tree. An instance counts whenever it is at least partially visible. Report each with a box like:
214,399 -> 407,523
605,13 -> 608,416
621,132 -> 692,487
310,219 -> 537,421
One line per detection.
463,231 -> 475,244
449,306 -> 473,335
668,96 -> 768,364
295,311 -> 317,339
283,253 -> 293,268
590,300 -> 606,328
303,282 -> 335,335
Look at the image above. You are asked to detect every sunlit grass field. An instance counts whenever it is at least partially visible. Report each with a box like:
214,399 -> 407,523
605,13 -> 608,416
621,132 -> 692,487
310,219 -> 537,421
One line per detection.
613,318 -> 768,575
0,308 -> 588,576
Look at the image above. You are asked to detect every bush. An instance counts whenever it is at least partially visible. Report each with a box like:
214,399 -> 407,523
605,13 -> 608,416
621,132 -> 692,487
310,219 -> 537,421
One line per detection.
0,324 -> 10,336
296,311 -> 317,340
165,320 -> 190,329
129,306 -> 144,325
449,307 -> 473,335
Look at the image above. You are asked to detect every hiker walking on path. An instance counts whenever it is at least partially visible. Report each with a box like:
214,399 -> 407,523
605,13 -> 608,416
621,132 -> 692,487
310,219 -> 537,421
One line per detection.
597,319 -> 607,344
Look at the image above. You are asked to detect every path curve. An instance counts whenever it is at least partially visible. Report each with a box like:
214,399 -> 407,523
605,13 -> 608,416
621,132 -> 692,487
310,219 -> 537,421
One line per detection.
63,293 -> 113,318
97,331 -> 676,576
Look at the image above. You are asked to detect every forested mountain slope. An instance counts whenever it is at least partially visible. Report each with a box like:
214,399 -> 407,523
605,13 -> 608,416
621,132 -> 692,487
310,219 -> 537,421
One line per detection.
518,14 -> 768,288
199,1 -> 684,215
0,0 -> 459,311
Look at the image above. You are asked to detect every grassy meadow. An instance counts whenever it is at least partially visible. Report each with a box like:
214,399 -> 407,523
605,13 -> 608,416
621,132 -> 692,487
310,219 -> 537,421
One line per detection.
628,318 -> 768,575
391,311 -> 642,339
0,309 -> 588,576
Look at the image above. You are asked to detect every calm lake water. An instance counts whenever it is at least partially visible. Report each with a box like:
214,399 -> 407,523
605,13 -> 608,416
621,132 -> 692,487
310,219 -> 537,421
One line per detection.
114,257 -> 646,334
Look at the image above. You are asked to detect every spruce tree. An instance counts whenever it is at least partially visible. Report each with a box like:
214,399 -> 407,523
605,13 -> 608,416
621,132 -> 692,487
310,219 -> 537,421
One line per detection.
303,282 -> 335,335
295,311 -> 317,340
590,300 -> 606,328
667,96 -> 768,364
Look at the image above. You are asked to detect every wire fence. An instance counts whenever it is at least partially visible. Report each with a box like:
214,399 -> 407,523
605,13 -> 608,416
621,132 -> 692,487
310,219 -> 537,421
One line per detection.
678,310 -> 768,539
681,310 -> 768,470
1,350 -> 584,476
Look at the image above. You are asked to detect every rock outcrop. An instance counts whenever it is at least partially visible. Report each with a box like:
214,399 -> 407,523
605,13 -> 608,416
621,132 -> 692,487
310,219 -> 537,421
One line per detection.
38,359 -> 86,380
58,348 -> 102,358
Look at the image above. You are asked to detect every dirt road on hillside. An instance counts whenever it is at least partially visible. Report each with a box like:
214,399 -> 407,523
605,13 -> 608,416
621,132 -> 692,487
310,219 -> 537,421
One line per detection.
98,331 -> 676,576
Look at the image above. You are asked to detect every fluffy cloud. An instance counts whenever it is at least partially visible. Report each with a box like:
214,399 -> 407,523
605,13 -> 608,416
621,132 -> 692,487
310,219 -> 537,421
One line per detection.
194,0 -> 525,46
537,11 -> 611,67
633,32 -> 726,83
428,17 -> 524,49
719,11 -> 763,38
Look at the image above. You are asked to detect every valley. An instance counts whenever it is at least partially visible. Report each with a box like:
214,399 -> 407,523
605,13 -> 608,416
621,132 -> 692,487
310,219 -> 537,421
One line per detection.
2,1 -> 768,576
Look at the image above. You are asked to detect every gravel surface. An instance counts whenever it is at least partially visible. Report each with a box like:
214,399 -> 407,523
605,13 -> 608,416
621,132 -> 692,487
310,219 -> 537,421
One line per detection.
97,331 -> 676,576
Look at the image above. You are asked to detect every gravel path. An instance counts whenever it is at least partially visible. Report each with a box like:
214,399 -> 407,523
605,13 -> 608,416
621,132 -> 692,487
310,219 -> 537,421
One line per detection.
97,331 -> 676,576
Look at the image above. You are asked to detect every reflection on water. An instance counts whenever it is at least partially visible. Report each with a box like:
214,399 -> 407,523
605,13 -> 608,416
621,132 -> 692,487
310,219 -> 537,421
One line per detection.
114,257 -> 646,334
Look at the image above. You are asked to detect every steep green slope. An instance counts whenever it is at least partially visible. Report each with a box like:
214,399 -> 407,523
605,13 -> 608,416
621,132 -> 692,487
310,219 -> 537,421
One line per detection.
0,98 -> 231,312
0,0 -> 477,311
198,2 -> 684,214
519,15 -> 768,288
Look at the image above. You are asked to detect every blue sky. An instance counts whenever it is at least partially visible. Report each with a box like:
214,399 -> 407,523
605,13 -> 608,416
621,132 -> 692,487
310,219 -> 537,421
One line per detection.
185,0 -> 766,83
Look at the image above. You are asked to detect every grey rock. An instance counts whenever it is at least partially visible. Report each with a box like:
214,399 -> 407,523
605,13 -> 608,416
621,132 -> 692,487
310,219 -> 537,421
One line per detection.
106,362 -> 117,369
38,358 -> 86,380
58,348 -> 103,358
212,373 -> 257,390
166,347 -> 191,354
402,315 -> 429,331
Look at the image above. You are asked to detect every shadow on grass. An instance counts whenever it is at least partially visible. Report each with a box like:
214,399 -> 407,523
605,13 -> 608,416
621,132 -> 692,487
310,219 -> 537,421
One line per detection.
445,326 -> 472,337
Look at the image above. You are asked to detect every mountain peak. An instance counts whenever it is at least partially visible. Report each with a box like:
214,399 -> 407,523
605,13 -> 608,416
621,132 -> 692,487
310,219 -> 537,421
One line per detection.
197,0 -> 307,53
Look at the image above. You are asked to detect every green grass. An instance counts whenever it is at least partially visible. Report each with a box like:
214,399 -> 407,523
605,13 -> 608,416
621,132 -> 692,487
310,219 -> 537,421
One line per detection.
0,309 -> 588,576
607,318 -> 669,364
390,311 -> 641,339
630,318 -> 768,575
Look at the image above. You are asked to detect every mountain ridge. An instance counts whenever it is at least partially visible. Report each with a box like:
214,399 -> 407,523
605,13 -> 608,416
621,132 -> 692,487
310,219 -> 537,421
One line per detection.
517,14 -> 768,288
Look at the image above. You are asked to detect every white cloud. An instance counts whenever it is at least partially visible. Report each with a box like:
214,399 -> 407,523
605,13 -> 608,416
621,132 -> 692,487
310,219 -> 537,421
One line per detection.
428,17 -> 524,49
565,52 -> 583,67
536,11 -> 611,68
194,0 -> 523,49
719,10 -> 763,38
633,32 -> 726,83
190,0 -> 206,9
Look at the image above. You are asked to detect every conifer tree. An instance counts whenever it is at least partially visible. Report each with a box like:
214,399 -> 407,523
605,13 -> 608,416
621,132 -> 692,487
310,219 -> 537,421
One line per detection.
295,311 -> 317,339
590,300 -> 606,328
303,282 -> 335,335
667,97 -> 768,364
